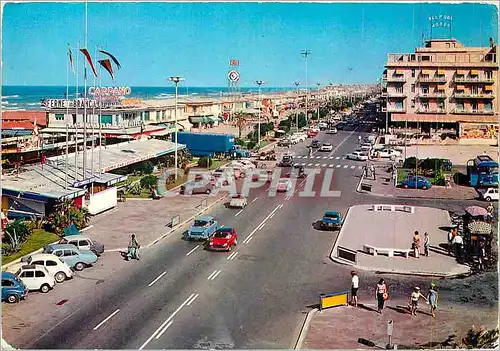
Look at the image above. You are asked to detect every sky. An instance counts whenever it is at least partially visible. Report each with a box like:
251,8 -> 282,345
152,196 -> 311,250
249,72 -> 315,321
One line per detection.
2,1 -> 498,87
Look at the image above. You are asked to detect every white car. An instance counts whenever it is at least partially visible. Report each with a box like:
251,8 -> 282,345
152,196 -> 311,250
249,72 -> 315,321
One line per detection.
8,253 -> 73,283
211,171 -> 233,186
377,149 -> 402,158
275,179 -> 293,192
482,188 -> 499,202
346,151 -> 369,161
252,169 -> 272,182
292,133 -> 307,142
320,143 -> 333,152
14,265 -> 56,293
230,160 -> 255,170
359,143 -> 373,151
229,195 -> 247,209
327,128 -> 338,134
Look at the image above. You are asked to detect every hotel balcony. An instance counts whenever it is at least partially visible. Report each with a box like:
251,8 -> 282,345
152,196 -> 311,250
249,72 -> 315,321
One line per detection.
452,93 -> 495,99
387,92 -> 406,98
451,108 -> 496,115
415,107 -> 447,114
415,92 -> 447,99
453,77 -> 495,84
417,76 -> 447,83
386,76 -> 406,82
386,106 -> 406,113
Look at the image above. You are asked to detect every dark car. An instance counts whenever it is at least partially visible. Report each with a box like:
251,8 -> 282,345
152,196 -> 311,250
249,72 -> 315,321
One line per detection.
310,140 -> 321,148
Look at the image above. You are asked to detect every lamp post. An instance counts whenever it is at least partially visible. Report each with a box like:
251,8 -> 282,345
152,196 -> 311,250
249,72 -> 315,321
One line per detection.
294,81 -> 300,129
168,76 -> 184,180
316,82 -> 321,120
301,50 -> 311,122
255,80 -> 265,150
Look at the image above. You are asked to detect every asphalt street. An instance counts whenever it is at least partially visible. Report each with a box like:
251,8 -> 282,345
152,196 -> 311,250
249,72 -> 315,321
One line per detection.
3,122 -> 493,349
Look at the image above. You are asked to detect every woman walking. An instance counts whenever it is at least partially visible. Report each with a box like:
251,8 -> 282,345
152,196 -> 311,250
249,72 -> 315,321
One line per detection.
427,284 -> 438,318
376,279 -> 388,314
413,231 -> 421,258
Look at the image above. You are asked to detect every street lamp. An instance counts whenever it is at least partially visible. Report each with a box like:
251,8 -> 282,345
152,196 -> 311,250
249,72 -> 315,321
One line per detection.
168,76 -> 184,180
255,80 -> 265,150
301,50 -> 311,121
316,82 -> 321,120
294,81 -> 300,129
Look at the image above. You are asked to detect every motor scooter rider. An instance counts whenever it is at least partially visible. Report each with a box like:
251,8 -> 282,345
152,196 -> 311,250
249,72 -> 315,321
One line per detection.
127,234 -> 140,260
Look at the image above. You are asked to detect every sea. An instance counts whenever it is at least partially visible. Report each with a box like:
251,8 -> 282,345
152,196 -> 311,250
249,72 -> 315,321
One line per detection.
1,86 -> 294,111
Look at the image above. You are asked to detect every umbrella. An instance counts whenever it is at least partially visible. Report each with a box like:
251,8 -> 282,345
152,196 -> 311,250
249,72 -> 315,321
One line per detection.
467,221 -> 492,235
465,206 -> 488,217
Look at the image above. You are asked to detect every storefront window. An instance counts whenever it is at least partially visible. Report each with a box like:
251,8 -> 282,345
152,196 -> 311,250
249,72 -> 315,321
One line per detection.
55,114 -> 64,121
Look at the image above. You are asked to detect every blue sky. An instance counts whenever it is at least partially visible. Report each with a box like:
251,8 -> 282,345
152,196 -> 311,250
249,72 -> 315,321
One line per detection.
2,2 -> 498,87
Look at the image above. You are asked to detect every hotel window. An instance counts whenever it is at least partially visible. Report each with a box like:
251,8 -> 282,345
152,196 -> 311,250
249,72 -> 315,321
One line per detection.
396,102 -> 403,109
422,102 -> 429,110
446,43 -> 451,48
411,99 -> 415,108
421,85 -> 429,94
410,54 -> 416,61
421,55 -> 431,62
411,84 -> 415,93
411,69 -> 415,77
437,99 -> 445,110
471,86 -> 479,95
485,102 -> 493,111
55,114 -> 64,121
456,102 -> 464,111
396,85 -> 403,94
101,115 -> 112,124
472,102 -> 478,111
144,111 -> 150,120
486,71 -> 493,79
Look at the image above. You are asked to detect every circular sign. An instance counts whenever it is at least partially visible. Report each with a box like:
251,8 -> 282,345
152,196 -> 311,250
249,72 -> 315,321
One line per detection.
228,70 -> 240,82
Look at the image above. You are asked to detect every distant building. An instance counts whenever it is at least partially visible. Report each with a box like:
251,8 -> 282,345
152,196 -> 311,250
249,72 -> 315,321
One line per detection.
381,38 -> 498,144
2,111 -> 48,127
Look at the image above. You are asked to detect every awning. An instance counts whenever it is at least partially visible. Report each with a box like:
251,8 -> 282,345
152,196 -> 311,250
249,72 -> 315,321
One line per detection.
395,70 -> 404,75
470,69 -> 479,76
457,70 -> 468,75
437,69 -> 446,75
206,116 -> 219,123
456,85 -> 465,90
150,129 -> 174,136
437,85 -> 446,90
189,116 -> 208,124
177,120 -> 192,130
2,130 -> 33,136
484,85 -> 493,91
422,70 -> 434,75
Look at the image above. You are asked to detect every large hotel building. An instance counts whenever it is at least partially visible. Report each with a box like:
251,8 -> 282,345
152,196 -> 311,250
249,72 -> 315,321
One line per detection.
381,38 -> 498,144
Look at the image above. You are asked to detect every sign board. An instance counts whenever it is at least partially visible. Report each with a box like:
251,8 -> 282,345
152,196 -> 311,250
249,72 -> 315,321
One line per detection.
41,99 -> 121,109
319,291 -> 349,311
228,70 -> 240,82
229,59 -> 240,66
88,86 -> 132,97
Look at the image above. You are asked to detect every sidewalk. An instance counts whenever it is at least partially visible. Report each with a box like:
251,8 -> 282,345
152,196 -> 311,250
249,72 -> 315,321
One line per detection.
83,192 -> 227,251
301,300 -> 497,349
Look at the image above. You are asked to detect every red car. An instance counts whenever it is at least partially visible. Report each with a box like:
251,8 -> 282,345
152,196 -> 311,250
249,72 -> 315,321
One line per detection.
206,227 -> 238,251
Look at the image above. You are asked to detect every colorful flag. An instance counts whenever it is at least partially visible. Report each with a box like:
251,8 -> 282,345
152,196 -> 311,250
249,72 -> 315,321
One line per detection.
68,44 -> 75,74
80,48 -> 98,77
99,50 -> 121,69
98,59 -> 115,81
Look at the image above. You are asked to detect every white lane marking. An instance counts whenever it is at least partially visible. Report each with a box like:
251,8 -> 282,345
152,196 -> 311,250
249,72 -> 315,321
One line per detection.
307,163 -> 313,166
207,270 -> 218,280
279,204 -> 284,209
328,127 -> 358,157
315,156 -> 322,159
186,245 -> 200,256
335,156 -> 340,160
93,309 -> 120,331
243,203 -> 282,243
251,197 -> 259,203
235,209 -> 244,217
301,163 -> 306,166
329,157 -> 334,159
358,166 -> 363,169
328,164 -> 334,168
186,293 -> 199,306
270,213 -> 275,218
148,271 -> 167,287
258,222 -> 266,230
227,251 -> 238,260
246,236 -> 253,243
351,165 -> 356,169
336,165 -> 341,168
229,252 -> 239,260
296,155 -> 303,159
211,271 -> 222,280
299,179 -> 306,187
155,321 -> 174,340
322,163 -> 327,167
343,165 -> 348,168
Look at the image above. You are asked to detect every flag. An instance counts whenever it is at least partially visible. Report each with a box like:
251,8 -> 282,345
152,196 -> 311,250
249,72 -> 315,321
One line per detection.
80,48 -> 98,77
98,59 -> 115,81
68,44 -> 75,74
99,50 -> 121,69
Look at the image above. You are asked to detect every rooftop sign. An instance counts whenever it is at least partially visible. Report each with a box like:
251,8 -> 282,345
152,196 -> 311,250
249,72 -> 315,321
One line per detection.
88,86 -> 132,96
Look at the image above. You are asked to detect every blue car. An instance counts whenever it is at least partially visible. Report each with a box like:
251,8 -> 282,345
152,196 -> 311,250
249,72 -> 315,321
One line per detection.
321,210 -> 343,230
186,216 -> 219,241
1,272 -> 28,303
402,175 -> 432,190
43,244 -> 98,271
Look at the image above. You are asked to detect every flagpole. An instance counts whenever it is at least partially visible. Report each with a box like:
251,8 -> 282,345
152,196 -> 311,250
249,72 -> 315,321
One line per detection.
65,48 -> 69,190
83,1 -> 88,181
98,46 -> 103,178
75,40 -> 80,182
91,43 -> 96,180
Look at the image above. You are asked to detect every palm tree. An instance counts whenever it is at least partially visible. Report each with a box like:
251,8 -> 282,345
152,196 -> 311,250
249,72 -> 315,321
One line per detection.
234,112 -> 247,139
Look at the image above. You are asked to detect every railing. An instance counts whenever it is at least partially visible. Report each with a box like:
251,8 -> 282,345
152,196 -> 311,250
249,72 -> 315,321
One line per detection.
415,108 -> 447,114
386,76 -> 406,82
387,92 -> 406,97
452,93 -> 495,99
417,76 -> 447,83
415,93 -> 447,99
386,107 -> 406,112
453,77 -> 495,83
451,109 -> 496,115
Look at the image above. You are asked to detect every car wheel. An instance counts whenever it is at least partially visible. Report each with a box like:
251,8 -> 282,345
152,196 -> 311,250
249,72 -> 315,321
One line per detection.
54,271 -> 66,283
40,284 -> 50,293
205,188 -> 211,195
7,294 -> 19,303
234,239 -> 238,246
486,196 -> 492,202
74,262 -> 85,271
422,185 -> 428,190
403,184 -> 409,189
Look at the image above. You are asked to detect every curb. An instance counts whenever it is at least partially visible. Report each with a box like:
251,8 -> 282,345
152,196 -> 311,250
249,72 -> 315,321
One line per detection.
294,308 -> 318,349
329,206 -> 352,262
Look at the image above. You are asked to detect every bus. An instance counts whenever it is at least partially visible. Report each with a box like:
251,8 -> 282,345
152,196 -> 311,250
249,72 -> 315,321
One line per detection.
466,155 -> 499,187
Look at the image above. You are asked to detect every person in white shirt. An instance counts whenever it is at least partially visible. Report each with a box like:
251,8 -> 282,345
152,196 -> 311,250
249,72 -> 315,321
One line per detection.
452,234 -> 464,262
351,271 -> 359,307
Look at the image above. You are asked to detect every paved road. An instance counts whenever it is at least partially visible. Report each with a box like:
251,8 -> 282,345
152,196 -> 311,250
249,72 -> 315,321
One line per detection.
3,121 -> 490,349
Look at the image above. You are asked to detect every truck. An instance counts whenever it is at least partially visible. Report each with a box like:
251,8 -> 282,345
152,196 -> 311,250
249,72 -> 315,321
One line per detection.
174,132 -> 250,158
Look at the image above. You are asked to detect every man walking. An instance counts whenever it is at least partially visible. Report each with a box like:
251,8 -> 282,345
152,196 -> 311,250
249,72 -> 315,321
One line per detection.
127,234 -> 140,261
350,271 -> 359,307
370,164 -> 376,180
452,233 -> 464,263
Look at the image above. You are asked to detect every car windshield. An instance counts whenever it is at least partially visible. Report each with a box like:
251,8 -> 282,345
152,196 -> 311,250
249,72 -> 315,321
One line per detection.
324,213 -> 339,219
278,180 -> 288,184
283,156 -> 292,161
193,220 -> 209,227
214,230 -> 231,238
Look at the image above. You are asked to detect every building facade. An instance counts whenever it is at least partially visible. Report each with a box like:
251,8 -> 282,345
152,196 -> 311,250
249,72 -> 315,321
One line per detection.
381,38 -> 498,144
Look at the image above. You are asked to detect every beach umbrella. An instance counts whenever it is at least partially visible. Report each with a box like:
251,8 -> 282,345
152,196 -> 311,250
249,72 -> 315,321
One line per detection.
467,221 -> 491,235
465,206 -> 488,217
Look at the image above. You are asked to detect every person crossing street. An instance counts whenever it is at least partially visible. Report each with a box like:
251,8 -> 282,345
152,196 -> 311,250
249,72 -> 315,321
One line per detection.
127,234 -> 140,261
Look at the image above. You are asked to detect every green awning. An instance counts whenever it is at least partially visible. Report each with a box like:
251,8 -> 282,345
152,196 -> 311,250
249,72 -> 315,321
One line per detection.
189,116 -> 209,123
207,116 -> 219,123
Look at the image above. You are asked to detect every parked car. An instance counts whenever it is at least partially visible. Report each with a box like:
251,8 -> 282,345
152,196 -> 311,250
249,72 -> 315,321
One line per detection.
278,154 -> 294,167
252,169 -> 272,182
401,175 -> 432,190
8,253 -> 73,283
14,265 -> 56,293
481,188 -> 499,202
230,160 -> 255,170
229,195 -> 247,209
317,122 -> 328,130
180,180 -> 216,195
59,235 -> 105,256
327,127 -> 338,134
310,140 -> 321,148
377,148 -> 402,158
1,272 -> 28,303
278,139 -> 292,147
359,143 -> 373,151
206,227 -> 238,251
43,244 -> 98,271
276,179 -> 293,192
346,151 -> 368,161
292,133 -> 307,142
319,142 -> 333,152
321,210 -> 343,230
186,216 -> 219,240
211,171 -> 233,186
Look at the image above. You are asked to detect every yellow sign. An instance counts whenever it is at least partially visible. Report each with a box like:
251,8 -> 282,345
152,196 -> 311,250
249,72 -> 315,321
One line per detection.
319,291 -> 349,310
120,98 -> 143,106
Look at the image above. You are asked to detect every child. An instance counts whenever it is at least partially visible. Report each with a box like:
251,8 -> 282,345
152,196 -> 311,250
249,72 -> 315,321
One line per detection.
409,287 -> 428,316
427,284 -> 438,318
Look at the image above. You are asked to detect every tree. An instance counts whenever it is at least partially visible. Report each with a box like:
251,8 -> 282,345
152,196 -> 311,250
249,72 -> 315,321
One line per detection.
140,175 -> 158,190
47,199 -> 90,236
234,112 -> 247,139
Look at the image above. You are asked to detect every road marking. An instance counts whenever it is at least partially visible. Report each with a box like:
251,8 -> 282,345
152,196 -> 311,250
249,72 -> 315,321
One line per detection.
296,155 -> 303,158
279,203 -> 284,209
270,213 -> 275,218
235,209 -> 244,217
148,271 -> 167,287
186,293 -> 199,306
315,156 -> 322,159
246,236 -> 253,243
358,166 -> 363,169
252,197 -> 259,203
227,251 -> 239,260
258,222 -> 266,230
210,271 -> 222,280
322,163 -> 327,167
343,165 -> 348,168
93,309 -> 120,331
351,165 -> 356,169
243,203 -> 281,243
155,321 -> 173,340
328,164 -> 334,168
336,165 -> 341,168
329,157 -> 334,159
307,163 -> 313,166
186,245 -> 200,256
335,156 -> 340,160
207,270 -> 219,280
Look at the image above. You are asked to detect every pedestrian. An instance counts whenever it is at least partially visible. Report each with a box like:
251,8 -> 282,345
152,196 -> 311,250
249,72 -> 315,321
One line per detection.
350,271 -> 359,307
409,287 -> 428,316
127,234 -> 140,261
426,284 -> 438,318
370,164 -> 376,180
478,240 -> 486,271
413,231 -> 421,258
424,232 -> 430,257
447,229 -> 455,256
376,278 -> 388,314
452,233 -> 464,262
486,203 -> 494,222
